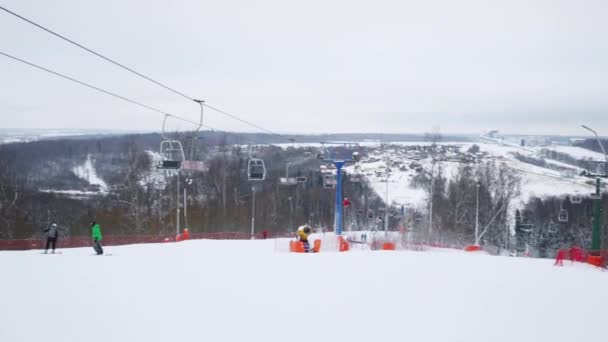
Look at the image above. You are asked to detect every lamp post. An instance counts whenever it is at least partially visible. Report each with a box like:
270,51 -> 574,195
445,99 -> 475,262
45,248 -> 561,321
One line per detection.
251,184 -> 256,239
184,178 -> 192,231
288,196 -> 293,232
384,159 -> 390,236
427,161 -> 436,240
176,171 -> 180,237
475,181 -> 480,245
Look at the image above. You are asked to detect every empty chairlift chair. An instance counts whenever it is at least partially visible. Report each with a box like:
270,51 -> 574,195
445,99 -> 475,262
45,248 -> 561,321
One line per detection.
248,158 -> 266,181
159,139 -> 185,169
323,174 -> 336,189
558,209 -> 569,222
570,194 -> 582,204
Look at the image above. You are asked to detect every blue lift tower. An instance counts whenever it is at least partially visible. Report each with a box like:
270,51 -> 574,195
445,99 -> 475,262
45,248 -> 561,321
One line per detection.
317,143 -> 360,235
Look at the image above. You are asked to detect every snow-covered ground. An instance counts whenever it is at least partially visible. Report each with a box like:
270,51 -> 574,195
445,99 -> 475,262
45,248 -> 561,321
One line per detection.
355,141 -> 601,209
543,145 -> 607,161
0,128 -> 151,145
1,239 -> 606,342
72,154 -> 109,193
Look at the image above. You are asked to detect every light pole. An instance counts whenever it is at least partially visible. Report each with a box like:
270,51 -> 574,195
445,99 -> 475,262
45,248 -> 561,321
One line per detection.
288,196 -> 293,232
428,161 -> 435,239
581,125 -> 608,253
475,181 -> 480,245
251,185 -> 256,239
184,178 -> 192,230
176,171 -> 180,237
384,160 -> 390,236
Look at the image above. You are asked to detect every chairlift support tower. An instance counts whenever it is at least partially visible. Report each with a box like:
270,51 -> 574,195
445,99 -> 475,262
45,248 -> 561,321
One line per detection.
317,142 -> 361,235
581,125 -> 608,253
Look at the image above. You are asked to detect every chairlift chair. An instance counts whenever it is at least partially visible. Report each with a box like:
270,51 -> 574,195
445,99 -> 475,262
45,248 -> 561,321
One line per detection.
558,209 -> 569,223
279,177 -> 297,185
248,158 -> 266,181
158,101 -> 205,171
570,194 -> 583,204
159,139 -> 185,170
323,174 -> 336,189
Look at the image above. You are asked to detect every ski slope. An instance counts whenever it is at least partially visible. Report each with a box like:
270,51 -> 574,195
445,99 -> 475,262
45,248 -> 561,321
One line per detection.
1,239 -> 606,342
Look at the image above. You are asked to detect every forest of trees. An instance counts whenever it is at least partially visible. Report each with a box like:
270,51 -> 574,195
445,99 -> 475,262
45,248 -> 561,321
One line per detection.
0,132 -> 384,239
1,134 -> 607,259
405,147 -> 521,252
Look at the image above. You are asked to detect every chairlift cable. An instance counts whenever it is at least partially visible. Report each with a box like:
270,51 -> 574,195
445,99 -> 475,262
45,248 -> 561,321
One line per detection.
0,51 -> 218,131
0,5 -> 194,102
0,5 -> 291,142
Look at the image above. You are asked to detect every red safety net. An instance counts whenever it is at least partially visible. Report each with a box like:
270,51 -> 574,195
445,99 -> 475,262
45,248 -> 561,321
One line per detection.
554,246 -> 608,268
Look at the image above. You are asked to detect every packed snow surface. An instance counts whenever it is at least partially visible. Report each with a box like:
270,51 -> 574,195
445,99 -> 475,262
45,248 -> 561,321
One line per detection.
1,239 -> 607,342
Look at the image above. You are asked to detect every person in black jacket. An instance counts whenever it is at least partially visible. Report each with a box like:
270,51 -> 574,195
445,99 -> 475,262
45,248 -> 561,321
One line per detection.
43,222 -> 60,254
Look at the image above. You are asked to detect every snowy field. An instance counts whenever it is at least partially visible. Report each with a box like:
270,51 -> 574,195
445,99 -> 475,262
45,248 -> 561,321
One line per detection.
350,141 -> 601,209
1,239 -> 607,342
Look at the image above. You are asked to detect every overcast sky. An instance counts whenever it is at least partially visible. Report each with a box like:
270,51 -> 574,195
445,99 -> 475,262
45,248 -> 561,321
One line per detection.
1,0 -> 607,136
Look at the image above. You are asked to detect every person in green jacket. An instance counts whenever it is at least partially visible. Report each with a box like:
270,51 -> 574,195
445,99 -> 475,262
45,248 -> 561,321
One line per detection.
91,221 -> 103,255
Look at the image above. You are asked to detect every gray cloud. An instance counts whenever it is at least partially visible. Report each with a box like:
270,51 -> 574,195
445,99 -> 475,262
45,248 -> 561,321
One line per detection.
1,0 -> 607,136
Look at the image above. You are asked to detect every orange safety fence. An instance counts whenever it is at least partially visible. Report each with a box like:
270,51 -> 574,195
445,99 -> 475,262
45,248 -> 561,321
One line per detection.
464,245 -> 481,252
554,247 -> 608,268
338,236 -> 350,252
313,239 -> 322,253
382,242 -> 396,250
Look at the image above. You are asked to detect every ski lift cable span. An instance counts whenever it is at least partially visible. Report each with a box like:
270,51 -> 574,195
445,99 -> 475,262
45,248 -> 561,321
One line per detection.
0,51 -> 217,133
0,5 -> 292,142
3,5 -> 456,156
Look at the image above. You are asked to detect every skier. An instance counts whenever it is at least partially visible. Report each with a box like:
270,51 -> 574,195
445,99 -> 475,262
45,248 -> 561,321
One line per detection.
43,222 -> 60,254
297,225 -> 312,252
91,221 -> 103,255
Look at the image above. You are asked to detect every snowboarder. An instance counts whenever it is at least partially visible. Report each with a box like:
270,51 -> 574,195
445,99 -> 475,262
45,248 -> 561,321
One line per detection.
43,222 -> 60,254
297,225 -> 312,252
91,221 -> 103,255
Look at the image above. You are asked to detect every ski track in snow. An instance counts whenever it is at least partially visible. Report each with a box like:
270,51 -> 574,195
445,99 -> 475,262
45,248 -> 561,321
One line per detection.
0,239 -> 606,342
72,154 -> 108,192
